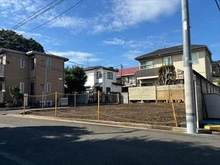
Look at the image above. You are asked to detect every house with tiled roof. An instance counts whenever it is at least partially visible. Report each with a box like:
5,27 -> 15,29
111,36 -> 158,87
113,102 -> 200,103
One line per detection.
116,67 -> 139,92
135,44 -> 212,86
84,66 -> 121,93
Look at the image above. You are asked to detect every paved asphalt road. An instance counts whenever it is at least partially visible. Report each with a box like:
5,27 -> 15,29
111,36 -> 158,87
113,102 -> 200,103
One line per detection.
0,111 -> 220,165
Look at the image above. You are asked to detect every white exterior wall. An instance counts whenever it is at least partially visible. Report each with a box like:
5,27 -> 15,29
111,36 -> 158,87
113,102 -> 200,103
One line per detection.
84,70 -> 96,88
111,85 -> 122,93
85,68 -> 121,93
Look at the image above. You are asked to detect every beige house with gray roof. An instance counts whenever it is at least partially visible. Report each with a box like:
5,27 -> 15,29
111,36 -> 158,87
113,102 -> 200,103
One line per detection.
135,44 -> 212,86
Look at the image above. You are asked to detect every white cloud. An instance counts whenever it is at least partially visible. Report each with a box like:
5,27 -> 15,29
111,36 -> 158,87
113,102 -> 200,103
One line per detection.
50,16 -> 87,28
122,50 -> 143,60
102,35 -> 171,49
210,43 -> 220,48
0,0 -> 180,34
49,51 -> 101,66
90,0 -> 180,33
103,38 -> 125,45
0,0 -> 39,18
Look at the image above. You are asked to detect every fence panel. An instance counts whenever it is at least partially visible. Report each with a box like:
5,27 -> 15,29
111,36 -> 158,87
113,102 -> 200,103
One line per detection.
157,85 -> 184,101
129,86 -> 156,101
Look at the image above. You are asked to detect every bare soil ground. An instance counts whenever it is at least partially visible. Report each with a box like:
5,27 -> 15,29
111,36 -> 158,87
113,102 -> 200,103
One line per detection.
28,103 -> 186,127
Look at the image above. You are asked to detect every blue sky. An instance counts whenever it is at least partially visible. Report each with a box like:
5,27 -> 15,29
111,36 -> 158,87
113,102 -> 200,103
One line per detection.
0,0 -> 219,69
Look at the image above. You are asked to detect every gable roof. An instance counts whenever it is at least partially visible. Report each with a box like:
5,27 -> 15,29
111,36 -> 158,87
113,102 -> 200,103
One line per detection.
116,67 -> 139,77
26,50 -> 69,61
135,44 -> 211,61
0,48 -> 69,61
84,65 -> 118,72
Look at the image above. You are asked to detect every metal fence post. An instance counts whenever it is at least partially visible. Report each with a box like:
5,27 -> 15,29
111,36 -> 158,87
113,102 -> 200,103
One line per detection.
74,91 -> 76,107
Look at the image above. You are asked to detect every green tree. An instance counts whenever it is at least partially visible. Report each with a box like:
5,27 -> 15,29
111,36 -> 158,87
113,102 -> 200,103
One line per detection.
158,65 -> 176,85
0,29 -> 44,52
214,79 -> 220,87
9,85 -> 23,106
65,66 -> 87,93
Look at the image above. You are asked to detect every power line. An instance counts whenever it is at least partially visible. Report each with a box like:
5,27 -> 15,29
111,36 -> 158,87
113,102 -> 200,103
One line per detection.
215,0 -> 220,10
26,0 -> 85,33
12,0 -> 64,30
44,50 -> 87,67
66,60 -> 87,67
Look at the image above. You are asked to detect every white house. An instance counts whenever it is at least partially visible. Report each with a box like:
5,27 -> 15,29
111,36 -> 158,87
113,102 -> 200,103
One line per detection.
84,66 -> 121,93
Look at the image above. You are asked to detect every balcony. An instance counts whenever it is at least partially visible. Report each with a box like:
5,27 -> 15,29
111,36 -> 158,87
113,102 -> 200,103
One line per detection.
135,68 -> 159,79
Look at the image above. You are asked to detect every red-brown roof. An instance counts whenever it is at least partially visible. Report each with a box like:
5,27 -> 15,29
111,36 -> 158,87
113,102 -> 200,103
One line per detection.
116,67 -> 139,77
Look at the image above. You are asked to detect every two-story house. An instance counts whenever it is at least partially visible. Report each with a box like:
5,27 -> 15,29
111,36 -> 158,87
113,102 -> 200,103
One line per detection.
134,44 -> 212,86
116,67 -> 139,92
84,66 -> 121,93
0,48 -> 68,105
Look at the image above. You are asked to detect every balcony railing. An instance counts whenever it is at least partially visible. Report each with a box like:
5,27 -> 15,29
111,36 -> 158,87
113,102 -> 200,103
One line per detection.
135,68 -> 159,78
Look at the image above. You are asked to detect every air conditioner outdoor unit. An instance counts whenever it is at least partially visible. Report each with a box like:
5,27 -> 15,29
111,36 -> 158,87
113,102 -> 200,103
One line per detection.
40,101 -> 46,106
47,101 -> 53,107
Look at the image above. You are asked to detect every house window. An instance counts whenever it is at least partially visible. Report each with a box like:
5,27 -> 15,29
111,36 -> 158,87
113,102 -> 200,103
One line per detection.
106,87 -> 111,93
47,59 -> 51,68
20,82 -> 24,93
163,56 -> 172,65
30,82 -> 34,95
0,55 -> 3,64
107,72 -> 113,79
129,76 -> 135,84
31,58 -> 35,70
124,77 -> 129,84
47,83 -> 51,93
0,81 -> 2,91
20,58 -> 25,68
140,60 -> 153,69
97,71 -> 102,79
192,52 -> 198,64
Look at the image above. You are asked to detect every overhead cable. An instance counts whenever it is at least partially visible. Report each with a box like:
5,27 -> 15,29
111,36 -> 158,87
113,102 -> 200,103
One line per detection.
215,0 -> 220,10
26,0 -> 84,33
12,0 -> 64,30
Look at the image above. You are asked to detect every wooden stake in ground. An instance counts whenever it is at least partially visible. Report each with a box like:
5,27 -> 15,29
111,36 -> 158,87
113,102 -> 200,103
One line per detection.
169,89 -> 178,127
98,91 -> 100,120
55,92 -> 57,117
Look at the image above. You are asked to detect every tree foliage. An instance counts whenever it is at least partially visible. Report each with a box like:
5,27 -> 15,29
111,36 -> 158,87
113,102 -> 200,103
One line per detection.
9,85 -> 23,106
65,66 -> 87,93
0,29 -> 44,52
158,65 -> 176,85
214,79 -> 220,87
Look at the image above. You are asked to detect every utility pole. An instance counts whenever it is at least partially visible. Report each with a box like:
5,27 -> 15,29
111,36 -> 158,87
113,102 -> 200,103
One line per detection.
181,0 -> 196,133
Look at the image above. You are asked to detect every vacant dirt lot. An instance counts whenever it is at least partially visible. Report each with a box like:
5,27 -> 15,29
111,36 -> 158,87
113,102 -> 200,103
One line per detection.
28,103 -> 186,127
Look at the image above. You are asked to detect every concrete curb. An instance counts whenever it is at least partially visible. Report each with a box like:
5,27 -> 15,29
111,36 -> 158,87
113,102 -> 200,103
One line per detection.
8,114 -> 217,135
8,113 -> 176,131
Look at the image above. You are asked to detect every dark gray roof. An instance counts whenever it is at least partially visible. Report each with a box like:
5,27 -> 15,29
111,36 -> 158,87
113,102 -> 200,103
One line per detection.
26,50 -> 69,61
0,48 -> 69,61
135,44 -> 211,61
84,65 -> 118,72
